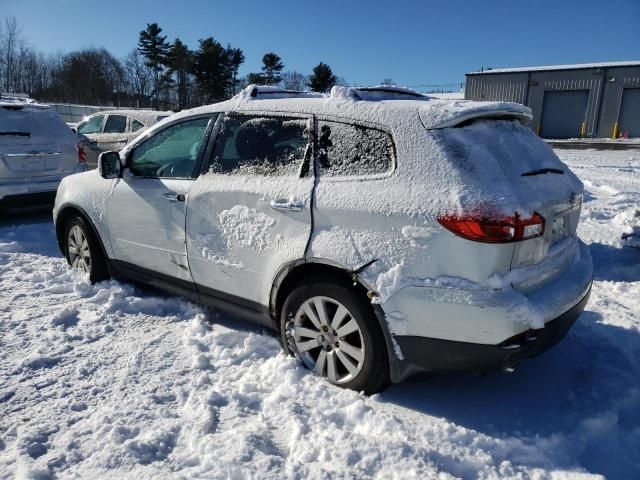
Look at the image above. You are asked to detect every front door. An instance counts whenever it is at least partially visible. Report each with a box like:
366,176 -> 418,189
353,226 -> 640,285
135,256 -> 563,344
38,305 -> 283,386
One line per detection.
106,116 -> 213,281
186,113 -> 315,308
99,114 -> 130,152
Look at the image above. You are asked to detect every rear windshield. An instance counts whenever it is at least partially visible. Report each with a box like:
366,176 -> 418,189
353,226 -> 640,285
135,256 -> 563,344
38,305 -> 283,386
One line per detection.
0,106 -> 76,147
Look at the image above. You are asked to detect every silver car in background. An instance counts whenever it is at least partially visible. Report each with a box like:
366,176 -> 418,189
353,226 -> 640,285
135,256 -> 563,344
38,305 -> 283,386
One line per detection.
0,94 -> 85,212
76,110 -> 171,167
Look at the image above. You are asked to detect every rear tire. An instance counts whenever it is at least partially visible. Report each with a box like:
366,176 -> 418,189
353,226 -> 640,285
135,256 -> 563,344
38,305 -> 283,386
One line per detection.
280,276 -> 390,394
63,215 -> 109,284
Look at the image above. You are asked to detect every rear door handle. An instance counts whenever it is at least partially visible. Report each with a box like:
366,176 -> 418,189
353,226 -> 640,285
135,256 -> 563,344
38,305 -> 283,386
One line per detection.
162,192 -> 185,202
270,199 -> 303,212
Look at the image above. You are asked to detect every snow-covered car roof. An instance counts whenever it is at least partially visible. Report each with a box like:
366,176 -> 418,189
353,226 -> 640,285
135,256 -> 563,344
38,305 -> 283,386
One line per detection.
166,85 -> 531,131
85,109 -> 172,126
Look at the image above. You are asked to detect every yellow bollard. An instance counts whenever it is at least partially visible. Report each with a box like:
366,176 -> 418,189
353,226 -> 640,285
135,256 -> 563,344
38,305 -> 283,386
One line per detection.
612,122 -> 619,140
580,122 -> 587,138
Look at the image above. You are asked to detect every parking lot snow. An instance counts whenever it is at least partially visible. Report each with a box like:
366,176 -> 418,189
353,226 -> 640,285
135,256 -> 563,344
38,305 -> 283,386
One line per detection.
1,148 -> 639,479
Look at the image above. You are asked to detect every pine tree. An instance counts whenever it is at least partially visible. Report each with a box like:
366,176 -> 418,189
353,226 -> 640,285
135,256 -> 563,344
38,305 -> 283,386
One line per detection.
167,38 -> 193,109
192,37 -> 228,103
308,62 -> 337,93
137,23 -> 171,109
261,52 -> 284,85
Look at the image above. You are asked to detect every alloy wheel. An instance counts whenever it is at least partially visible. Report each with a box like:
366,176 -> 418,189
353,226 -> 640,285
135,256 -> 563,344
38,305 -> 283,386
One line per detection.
67,225 -> 91,274
293,296 -> 366,384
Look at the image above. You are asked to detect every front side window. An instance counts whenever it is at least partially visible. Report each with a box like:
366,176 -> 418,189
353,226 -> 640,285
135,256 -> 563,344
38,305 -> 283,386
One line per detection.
209,114 -> 310,176
104,115 -> 127,134
129,117 -> 210,178
317,121 -> 394,177
77,114 -> 105,135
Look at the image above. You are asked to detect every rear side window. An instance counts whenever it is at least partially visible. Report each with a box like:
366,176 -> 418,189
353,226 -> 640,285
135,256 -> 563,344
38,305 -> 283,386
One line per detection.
131,119 -> 145,132
210,114 -> 310,176
317,121 -> 394,177
104,115 -> 127,134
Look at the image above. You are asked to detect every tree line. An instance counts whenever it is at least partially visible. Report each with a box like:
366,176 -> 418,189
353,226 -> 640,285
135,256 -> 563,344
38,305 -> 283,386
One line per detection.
0,17 -> 344,111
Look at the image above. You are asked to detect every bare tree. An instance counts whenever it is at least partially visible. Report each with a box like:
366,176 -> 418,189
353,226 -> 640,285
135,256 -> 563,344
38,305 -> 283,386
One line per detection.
125,49 -> 153,107
281,71 -> 308,91
1,17 -> 22,92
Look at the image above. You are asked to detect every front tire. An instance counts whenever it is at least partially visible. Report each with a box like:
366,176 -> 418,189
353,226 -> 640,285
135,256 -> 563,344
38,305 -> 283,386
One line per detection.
281,277 -> 390,394
63,216 -> 109,283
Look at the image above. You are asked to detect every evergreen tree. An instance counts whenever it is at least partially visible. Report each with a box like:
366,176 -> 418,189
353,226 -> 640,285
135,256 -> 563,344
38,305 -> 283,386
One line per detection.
308,62 -> 337,93
246,72 -> 264,85
137,23 -> 171,109
260,52 -> 284,85
167,38 -> 193,109
192,37 -> 228,103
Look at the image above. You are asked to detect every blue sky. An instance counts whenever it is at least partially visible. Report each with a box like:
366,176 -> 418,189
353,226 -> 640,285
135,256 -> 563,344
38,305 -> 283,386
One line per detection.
2,0 -> 639,90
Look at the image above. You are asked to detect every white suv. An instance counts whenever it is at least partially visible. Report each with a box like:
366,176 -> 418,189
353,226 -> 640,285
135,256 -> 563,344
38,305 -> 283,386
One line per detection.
53,86 -> 593,393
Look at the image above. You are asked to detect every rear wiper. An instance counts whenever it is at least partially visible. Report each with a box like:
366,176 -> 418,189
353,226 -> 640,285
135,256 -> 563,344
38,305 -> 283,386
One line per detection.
521,168 -> 564,177
0,131 -> 30,137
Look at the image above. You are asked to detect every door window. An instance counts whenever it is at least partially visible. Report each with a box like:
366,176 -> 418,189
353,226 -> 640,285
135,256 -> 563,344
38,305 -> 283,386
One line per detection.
77,114 -> 105,134
104,115 -> 127,134
209,115 -> 310,176
317,121 -> 394,176
129,117 -> 210,178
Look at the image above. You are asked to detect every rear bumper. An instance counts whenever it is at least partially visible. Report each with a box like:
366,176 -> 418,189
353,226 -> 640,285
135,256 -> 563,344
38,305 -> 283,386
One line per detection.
395,285 -> 591,373
0,166 -> 87,206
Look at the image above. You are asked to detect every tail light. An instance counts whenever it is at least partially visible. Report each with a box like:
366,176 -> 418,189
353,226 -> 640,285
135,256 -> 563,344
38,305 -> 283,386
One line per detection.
437,211 -> 545,243
77,143 -> 86,164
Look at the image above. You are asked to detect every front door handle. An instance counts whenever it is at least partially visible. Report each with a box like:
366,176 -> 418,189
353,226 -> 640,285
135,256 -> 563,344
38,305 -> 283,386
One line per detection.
270,199 -> 303,212
162,192 -> 185,202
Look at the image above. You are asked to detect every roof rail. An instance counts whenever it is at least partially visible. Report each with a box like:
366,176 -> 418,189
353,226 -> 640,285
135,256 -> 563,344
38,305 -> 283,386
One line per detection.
241,85 -> 323,100
330,85 -> 429,101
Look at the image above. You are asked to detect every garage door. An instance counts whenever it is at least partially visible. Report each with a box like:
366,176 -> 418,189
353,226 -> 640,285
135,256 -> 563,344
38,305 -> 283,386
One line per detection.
618,88 -> 640,138
540,90 -> 589,139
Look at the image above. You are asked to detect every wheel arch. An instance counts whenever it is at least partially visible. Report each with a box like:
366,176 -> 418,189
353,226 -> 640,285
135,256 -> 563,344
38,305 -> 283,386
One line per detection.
55,204 -> 109,261
270,258 -> 408,383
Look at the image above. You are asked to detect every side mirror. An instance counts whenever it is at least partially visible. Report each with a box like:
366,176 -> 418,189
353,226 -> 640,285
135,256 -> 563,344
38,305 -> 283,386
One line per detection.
98,151 -> 122,179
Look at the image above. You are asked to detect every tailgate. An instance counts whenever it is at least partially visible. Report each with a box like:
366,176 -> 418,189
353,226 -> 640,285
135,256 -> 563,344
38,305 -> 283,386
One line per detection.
1,105 -> 78,179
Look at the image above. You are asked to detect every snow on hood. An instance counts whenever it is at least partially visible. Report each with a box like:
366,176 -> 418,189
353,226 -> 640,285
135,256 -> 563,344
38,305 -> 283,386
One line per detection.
419,100 -> 532,129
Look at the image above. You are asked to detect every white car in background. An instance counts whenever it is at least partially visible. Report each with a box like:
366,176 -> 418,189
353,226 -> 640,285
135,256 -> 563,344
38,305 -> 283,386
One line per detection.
53,85 -> 593,393
0,94 -> 85,212
76,110 -> 172,167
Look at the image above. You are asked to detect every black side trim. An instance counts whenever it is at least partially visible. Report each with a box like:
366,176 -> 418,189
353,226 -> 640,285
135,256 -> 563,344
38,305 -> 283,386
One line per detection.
395,286 -> 591,374
109,259 -> 276,330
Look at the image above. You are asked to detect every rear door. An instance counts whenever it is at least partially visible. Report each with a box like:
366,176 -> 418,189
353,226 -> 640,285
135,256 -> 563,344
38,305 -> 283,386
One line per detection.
99,114 -> 129,151
0,105 -> 78,180
106,115 -> 214,281
186,112 -> 315,308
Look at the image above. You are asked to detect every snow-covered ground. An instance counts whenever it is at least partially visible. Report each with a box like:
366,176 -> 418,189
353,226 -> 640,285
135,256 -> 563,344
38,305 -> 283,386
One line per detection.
1,148 -> 638,480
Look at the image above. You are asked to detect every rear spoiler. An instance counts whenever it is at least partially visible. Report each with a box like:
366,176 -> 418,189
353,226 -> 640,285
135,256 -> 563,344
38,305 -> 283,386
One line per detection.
420,101 -> 532,129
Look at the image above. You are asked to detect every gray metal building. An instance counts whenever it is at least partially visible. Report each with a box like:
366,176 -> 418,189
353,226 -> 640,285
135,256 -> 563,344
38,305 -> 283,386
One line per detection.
465,61 -> 640,139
